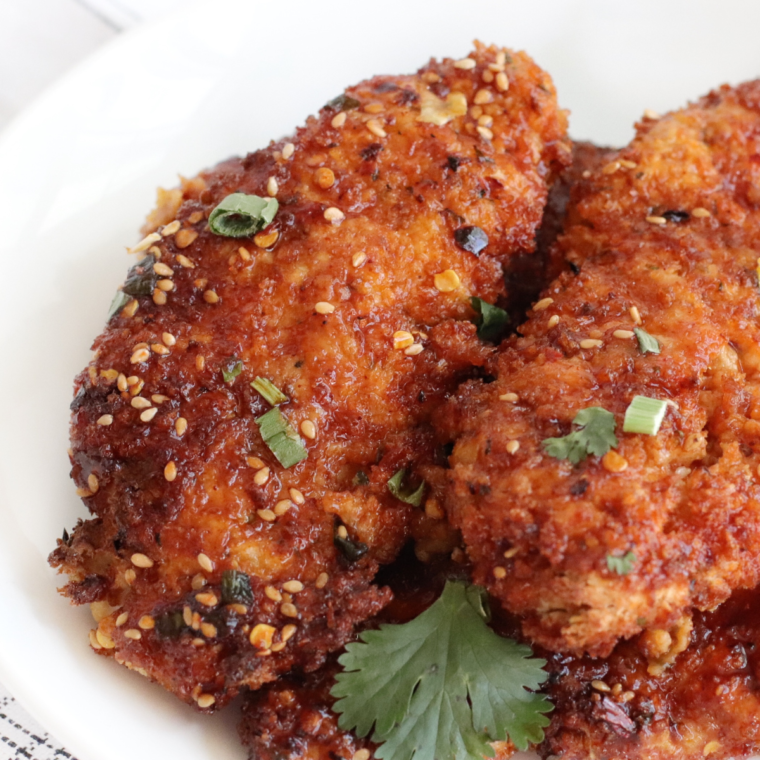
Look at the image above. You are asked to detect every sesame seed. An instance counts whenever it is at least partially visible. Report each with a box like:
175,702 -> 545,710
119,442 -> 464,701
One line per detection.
477,126 -> 494,140
493,566 -> 507,579
152,289 -> 167,305
197,694 -> 216,709
115,612 -> 129,627
331,112 -> 347,128
591,680 -> 611,692
130,396 -> 151,410
281,623 -> 298,642
602,161 -> 621,174
156,279 -> 174,292
282,580 -> 304,593
175,229 -> 198,249
469,105 -> 483,119
477,114 -> 494,128
580,339 -> 603,349
630,306 -> 642,324
203,289 -> 219,304
364,103 -> 385,115
238,247 -> 252,262
643,109 -> 660,120
434,269 -> 461,292
495,72 -> 509,91
247,456 -> 265,469
117,373 -> 128,392
267,176 -> 279,196
128,233 -> 161,255
196,355 -> 205,371
175,417 -> 188,436
454,57 -> 476,69
274,499 -> 293,516
504,547 -> 519,559
602,450 -> 629,473
393,331 -> 415,350
176,254 -> 195,268
97,414 -> 113,426
191,574 -> 206,590
161,220 -> 181,236
122,299 -> 139,317
404,344 -> 424,356
228,603 -> 248,615
282,143 -> 295,159
254,230 -> 279,249
131,553 -> 153,568
704,741 -> 721,756
164,461 -> 177,482
87,473 -> 99,493
534,297 -> 554,311
192,638 -> 205,647
183,606 -> 193,626
352,252 -> 367,267
76,486 -> 92,498
197,553 -> 214,573
280,602 -> 298,618
148,245 -> 162,257
499,392 -> 518,402
138,615 -> 155,630
140,408 -> 158,422
422,71 -> 441,83
316,167 -> 336,188
151,343 -> 170,355
548,315 -> 560,328
195,592 -> 218,607
124,629 -> 142,640
324,207 -> 345,222
250,623 -> 276,650
315,301 -> 335,314
300,420 -> 317,439
488,62 -> 505,72
473,88 -> 493,105
366,119 -> 387,138
95,629 -> 115,649
692,207 -> 711,218
254,467 -> 270,485
619,159 -> 637,169
258,509 -> 276,522
124,569 -> 136,584
153,262 -> 174,276
353,750 -> 371,760
611,683 -> 623,696
160,333 -> 176,348
646,215 -> 667,225
482,69 -> 494,83
315,572 -> 329,589
613,329 -> 635,339
506,440 -> 520,454
289,488 -> 305,505
265,586 -> 283,602
337,525 -> 348,539
130,348 -> 150,364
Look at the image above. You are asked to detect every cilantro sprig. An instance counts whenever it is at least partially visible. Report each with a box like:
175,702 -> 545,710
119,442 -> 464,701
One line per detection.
331,581 -> 552,760
607,551 -> 637,576
543,407 -> 618,465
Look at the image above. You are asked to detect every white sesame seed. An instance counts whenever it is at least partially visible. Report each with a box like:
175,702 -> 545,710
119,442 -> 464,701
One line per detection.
324,207 -> 345,222
197,694 -> 216,709
124,569 -> 136,585
646,215 -> 667,225
548,315 -> 560,328
630,306 -> 642,324
117,373 -> 128,392
164,461 -> 177,482
454,57 -> 477,69
87,473 -> 99,493
152,289 -> 168,306
613,329 -> 635,339
195,592 -> 218,607
393,331 -> 415,350
534,297 -> 554,311
493,566 -> 507,579
352,252 -> 367,267
156,279 -> 174,292
130,396 -> 152,410
265,586 -> 283,602
95,630 -> 115,649
337,525 -> 348,539
282,580 -> 304,593
161,220 -> 181,237
495,72 -> 509,91
482,70 -> 494,83
130,348 -> 150,364
254,467 -> 270,485
591,680 -> 611,693
289,488 -> 305,505
151,343 -> 170,355
580,339 -> 603,349
258,509 -> 276,522
267,176 -> 278,196
506,440 -> 520,454
140,408 -> 158,422
404,344 -> 424,356
477,114 -> 494,128
127,233 -> 161,255
124,629 -> 142,640
644,109 -> 660,120
692,207 -> 711,218
238,247 -> 251,262
477,126 -> 494,141
366,119 -> 387,138
281,623 -> 298,642
499,392 -> 518,402
503,547 -> 519,558
97,414 -> 113,426
197,553 -> 214,573
162,332 -> 176,347
274,499 -> 293,516
316,572 -> 329,589
331,112 -> 347,128
352,750 -> 371,760
280,602 -> 298,618
473,88 -> 493,105
619,159 -> 637,169
175,417 -> 188,436
203,289 -> 219,304
300,420 -> 317,439
282,143 -> 295,159
153,262 -> 174,276
122,299 -> 139,317
176,254 -> 195,268
131,553 -> 153,568
315,301 -> 335,314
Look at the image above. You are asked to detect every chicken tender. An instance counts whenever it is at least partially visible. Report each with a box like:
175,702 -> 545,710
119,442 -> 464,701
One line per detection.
50,42 -> 569,709
443,80 -> 760,656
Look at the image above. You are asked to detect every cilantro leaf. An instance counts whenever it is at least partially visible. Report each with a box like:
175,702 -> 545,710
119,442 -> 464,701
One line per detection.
470,297 -> 509,343
607,551 -> 637,575
543,407 -> 618,465
221,357 -> 243,384
331,581 -> 552,760
633,327 -> 660,355
387,469 -> 426,506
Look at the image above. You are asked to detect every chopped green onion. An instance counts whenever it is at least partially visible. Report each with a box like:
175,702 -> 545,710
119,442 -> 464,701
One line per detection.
107,291 -> 131,321
251,377 -> 289,406
221,570 -> 253,605
387,469 -> 426,507
208,193 -> 279,238
606,551 -> 636,576
470,297 -> 509,343
353,470 -> 370,486
634,328 -> 661,355
255,408 -> 307,468
325,93 -> 360,112
221,357 -> 243,384
334,533 -> 369,562
623,395 -> 669,435
154,610 -> 186,638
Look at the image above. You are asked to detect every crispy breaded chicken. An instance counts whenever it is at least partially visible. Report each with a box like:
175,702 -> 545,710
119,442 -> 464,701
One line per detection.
50,43 -> 569,709
442,80 -> 760,657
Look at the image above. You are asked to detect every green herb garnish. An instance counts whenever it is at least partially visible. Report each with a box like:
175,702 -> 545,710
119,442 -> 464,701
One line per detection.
387,469 -> 426,507
107,291 -> 131,321
221,357 -> 243,384
326,93 -> 361,112
353,470 -> 370,486
208,193 -> 279,238
154,610 -> 186,639
623,395 -> 668,435
255,407 -> 307,468
607,551 -> 637,576
543,407 -> 618,465
331,581 -> 552,760
335,533 -> 369,562
471,297 -> 509,343
251,377 -> 289,406
220,570 -> 253,605
634,327 -> 660,355
122,255 -> 157,296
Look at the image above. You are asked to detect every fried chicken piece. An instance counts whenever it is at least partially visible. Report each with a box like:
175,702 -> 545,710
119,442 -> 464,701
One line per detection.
442,80 -> 760,657
50,42 -> 570,709
541,589 -> 760,760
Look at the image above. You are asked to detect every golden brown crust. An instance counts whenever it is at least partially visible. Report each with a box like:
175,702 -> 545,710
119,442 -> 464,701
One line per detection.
50,42 -> 570,709
443,80 -> 760,656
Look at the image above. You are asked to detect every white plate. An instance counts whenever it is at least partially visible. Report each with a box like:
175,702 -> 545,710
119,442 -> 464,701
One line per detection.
3,1 -> 760,759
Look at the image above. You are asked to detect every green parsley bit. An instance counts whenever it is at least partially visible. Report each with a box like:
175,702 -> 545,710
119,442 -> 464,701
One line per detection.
634,327 -> 661,355
255,407 -> 307,469
607,551 -> 636,575
208,193 -> 279,238
623,395 -> 669,435
221,357 -> 243,384
387,469 -> 426,507
220,570 -> 254,605
331,580 -> 552,760
470,297 -> 509,343
107,291 -> 131,321
251,377 -> 289,406
543,407 -> 618,465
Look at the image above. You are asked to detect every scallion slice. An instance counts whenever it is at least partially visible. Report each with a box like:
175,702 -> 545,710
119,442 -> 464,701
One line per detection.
107,291 -> 131,321
251,377 -> 289,406
634,328 -> 661,355
221,358 -> 243,384
209,193 -> 279,238
623,395 -> 668,435
255,408 -> 307,468
387,469 -> 426,507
